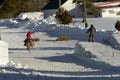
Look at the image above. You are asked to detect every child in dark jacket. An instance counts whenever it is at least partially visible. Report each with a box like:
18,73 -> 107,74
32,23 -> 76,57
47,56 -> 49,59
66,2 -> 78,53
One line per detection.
87,24 -> 96,42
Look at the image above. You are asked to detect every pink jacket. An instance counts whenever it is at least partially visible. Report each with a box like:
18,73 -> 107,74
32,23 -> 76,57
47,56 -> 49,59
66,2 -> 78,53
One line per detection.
26,31 -> 34,39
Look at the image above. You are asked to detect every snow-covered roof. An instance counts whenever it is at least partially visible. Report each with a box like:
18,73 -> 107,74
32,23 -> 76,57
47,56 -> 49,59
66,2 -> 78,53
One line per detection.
42,0 -> 67,10
95,2 -> 120,8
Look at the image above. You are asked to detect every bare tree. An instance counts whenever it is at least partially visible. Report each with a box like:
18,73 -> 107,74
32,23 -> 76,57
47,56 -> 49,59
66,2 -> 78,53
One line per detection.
73,0 -> 87,27
73,0 -> 99,27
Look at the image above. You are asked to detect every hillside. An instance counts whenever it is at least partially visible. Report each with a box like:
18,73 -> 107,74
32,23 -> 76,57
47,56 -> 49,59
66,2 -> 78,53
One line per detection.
0,0 -> 115,19
0,12 -> 119,80
0,13 -> 120,80
0,0 -> 49,18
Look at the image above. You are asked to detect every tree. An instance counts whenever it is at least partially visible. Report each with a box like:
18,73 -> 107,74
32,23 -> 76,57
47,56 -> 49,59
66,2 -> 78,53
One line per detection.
0,0 -> 6,8
0,0 -> 49,19
73,0 -> 99,22
55,7 -> 72,24
82,0 -> 87,23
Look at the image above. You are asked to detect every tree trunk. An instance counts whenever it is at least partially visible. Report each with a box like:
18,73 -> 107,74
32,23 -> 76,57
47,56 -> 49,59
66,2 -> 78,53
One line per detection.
59,0 -> 61,8
82,0 -> 87,23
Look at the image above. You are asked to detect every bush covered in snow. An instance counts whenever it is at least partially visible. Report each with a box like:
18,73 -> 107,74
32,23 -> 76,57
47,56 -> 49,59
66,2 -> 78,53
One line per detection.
55,7 -> 72,24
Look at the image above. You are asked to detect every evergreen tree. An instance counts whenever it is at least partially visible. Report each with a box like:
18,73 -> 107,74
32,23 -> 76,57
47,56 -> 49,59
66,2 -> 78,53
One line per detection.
55,7 -> 72,24
0,0 -> 49,19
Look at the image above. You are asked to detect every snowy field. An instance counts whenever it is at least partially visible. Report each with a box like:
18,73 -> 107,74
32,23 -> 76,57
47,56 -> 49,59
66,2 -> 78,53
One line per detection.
0,12 -> 120,80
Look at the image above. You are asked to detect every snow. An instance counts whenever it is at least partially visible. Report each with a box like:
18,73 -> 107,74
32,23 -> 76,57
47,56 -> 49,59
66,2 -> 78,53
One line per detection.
0,12 -> 120,80
74,41 -> 120,66
16,12 -> 44,21
105,32 -> 120,50
0,41 -> 9,65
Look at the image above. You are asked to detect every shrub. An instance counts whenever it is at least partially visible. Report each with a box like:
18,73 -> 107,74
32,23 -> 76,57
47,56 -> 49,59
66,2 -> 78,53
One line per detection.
115,20 -> 120,31
55,7 -> 72,25
56,36 -> 71,41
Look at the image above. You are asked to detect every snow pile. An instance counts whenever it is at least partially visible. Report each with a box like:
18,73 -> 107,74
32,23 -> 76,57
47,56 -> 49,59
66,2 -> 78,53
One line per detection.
105,32 -> 120,50
74,41 -> 120,66
16,12 -> 44,21
0,41 -> 9,65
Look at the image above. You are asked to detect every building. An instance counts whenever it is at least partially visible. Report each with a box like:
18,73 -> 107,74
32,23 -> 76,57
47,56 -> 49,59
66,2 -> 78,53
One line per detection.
42,0 -> 81,18
95,1 -> 120,17
42,0 -> 120,18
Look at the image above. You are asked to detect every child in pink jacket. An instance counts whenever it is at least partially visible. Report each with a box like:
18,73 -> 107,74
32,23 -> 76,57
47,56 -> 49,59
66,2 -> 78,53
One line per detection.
26,31 -> 34,39
24,31 -> 34,46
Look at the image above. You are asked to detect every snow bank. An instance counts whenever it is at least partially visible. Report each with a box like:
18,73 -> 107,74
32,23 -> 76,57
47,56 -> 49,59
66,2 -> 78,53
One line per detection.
105,32 -> 120,50
16,12 -> 44,21
74,41 -> 120,66
0,41 -> 9,65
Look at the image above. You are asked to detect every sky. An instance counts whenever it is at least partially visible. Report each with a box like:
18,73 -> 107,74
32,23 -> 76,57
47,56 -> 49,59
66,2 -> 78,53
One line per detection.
0,12 -> 120,80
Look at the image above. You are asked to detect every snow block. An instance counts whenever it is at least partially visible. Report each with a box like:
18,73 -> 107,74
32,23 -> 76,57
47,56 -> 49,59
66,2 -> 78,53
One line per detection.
0,41 -> 9,65
74,42 -> 114,59
74,42 -> 96,58
74,41 -> 120,66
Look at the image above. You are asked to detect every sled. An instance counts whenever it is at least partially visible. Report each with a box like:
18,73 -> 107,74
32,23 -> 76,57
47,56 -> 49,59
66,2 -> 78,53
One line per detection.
31,37 -> 40,42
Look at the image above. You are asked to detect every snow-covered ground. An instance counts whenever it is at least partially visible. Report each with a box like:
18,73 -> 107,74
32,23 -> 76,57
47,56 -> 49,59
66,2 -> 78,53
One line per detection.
0,12 -> 120,80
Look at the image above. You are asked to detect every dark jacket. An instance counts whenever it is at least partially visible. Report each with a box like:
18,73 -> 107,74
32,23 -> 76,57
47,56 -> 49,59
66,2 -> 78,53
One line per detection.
87,26 -> 96,35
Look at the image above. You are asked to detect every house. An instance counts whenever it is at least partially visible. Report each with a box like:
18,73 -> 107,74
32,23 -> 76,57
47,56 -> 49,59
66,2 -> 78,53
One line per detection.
41,0 -> 82,18
95,1 -> 120,17
42,0 -> 120,18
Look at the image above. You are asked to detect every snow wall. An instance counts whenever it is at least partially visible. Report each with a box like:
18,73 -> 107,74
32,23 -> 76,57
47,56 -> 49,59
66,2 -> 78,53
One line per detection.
0,41 -> 9,65
74,42 -> 96,58
74,41 -> 120,66
74,41 -> 115,59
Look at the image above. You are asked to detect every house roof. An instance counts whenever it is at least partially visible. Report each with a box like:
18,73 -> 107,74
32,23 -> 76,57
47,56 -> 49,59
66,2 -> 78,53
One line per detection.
95,2 -> 120,9
96,5 -> 119,8
42,0 -> 67,10
109,0 -> 120,1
